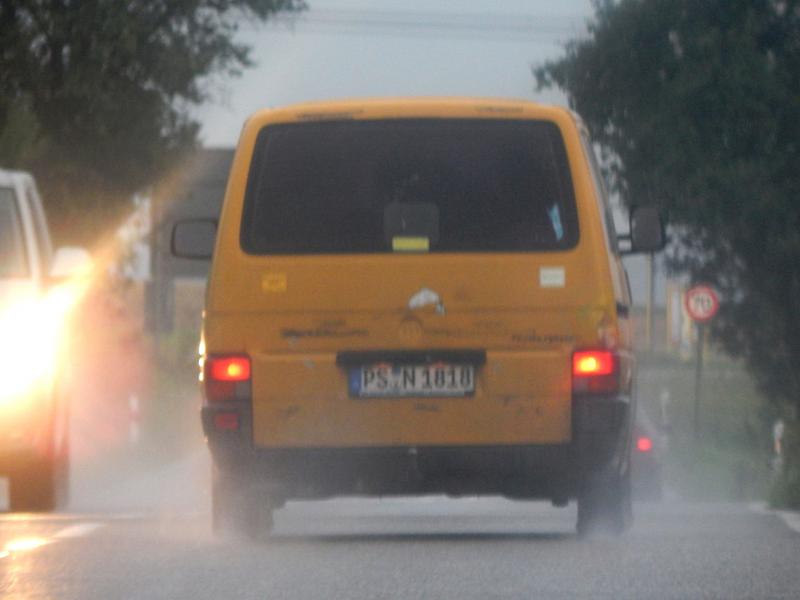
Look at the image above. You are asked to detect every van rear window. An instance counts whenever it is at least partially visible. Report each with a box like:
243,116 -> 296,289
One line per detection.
241,119 -> 578,254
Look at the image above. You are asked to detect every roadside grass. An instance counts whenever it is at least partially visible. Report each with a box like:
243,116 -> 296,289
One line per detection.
141,279 -> 207,460
139,327 -> 204,462
769,420 -> 800,510
637,352 -> 773,502
67,279 -> 205,494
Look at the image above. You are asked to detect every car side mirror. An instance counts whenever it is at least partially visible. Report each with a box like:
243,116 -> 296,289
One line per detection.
172,219 -> 217,260
622,206 -> 666,254
50,246 -> 93,279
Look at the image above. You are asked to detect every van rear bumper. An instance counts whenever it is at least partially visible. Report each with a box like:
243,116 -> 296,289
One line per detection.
203,396 -> 631,502
220,443 -> 576,500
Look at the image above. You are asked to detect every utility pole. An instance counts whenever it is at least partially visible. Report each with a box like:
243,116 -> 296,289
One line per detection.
145,190 -> 174,336
645,253 -> 655,353
693,323 -> 705,441
684,285 -> 720,442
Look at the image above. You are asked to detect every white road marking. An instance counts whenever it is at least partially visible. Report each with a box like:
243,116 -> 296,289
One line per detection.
776,510 -> 800,534
0,520 -> 106,560
748,502 -> 800,534
0,512 -> 146,522
0,510 -> 205,529
53,522 -> 105,539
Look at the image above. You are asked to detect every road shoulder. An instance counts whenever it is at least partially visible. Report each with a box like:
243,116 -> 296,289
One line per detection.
749,502 -> 800,534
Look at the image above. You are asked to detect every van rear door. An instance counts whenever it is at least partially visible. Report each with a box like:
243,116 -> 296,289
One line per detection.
207,116 -> 613,448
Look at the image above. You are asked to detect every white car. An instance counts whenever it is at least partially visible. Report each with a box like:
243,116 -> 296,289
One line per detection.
0,168 -> 90,511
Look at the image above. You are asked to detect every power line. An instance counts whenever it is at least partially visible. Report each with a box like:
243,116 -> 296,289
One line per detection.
242,7 -> 588,41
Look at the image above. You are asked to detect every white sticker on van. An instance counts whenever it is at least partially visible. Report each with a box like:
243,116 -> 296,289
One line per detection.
540,267 -> 566,288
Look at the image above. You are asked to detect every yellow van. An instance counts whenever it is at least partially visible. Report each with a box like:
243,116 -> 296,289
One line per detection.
173,98 -> 664,539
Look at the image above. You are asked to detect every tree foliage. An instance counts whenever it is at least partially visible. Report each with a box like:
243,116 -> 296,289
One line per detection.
536,0 -> 800,410
0,0 -> 304,244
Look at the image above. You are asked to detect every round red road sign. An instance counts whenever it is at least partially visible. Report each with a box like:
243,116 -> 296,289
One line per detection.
684,285 -> 720,322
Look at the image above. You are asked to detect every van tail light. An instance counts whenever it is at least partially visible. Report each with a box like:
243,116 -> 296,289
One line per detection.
572,350 -> 620,394
213,412 -> 240,432
637,436 -> 653,452
209,356 -> 250,381
204,354 -> 251,403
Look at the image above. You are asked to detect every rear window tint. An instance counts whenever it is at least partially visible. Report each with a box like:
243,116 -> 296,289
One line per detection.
241,119 -> 578,254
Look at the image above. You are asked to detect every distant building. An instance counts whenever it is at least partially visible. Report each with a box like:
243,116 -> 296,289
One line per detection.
145,148 -> 234,332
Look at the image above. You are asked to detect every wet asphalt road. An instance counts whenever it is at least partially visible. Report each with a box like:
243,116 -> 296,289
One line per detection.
1,457 -> 798,600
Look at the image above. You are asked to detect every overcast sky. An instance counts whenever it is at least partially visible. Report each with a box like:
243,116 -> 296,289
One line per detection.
194,0 -> 594,146
190,0 -> 663,306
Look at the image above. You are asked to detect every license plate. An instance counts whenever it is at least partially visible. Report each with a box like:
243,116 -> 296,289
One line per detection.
349,363 -> 475,398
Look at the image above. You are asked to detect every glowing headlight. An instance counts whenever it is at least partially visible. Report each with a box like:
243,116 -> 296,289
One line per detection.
0,280 -> 89,407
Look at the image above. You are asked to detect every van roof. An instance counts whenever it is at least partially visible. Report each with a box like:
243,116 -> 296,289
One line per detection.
247,97 -> 573,126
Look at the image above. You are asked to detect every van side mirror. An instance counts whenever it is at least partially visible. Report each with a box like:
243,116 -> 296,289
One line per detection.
622,206 -> 666,254
50,247 -> 93,279
172,219 -> 217,260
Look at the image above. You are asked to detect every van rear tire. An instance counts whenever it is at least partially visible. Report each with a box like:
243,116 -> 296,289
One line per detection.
212,471 -> 274,542
576,468 -> 632,538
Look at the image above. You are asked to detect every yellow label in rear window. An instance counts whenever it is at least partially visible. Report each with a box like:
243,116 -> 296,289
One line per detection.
392,236 -> 430,252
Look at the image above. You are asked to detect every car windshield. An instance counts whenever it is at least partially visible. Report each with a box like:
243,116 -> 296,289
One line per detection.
241,119 -> 578,254
0,187 -> 28,278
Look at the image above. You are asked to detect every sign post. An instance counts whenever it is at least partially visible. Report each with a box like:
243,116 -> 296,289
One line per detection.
684,285 -> 720,441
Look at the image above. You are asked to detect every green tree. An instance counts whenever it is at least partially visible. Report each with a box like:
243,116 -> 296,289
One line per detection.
0,0 -> 304,245
536,1 -> 800,415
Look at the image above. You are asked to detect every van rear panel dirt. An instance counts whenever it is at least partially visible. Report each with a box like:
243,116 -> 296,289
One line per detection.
204,105 -> 617,449
206,286 -> 611,448
247,348 -> 571,447
189,98 -> 646,538
202,100 -> 627,458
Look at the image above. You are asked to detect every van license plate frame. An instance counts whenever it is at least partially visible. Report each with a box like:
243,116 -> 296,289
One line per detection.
349,363 -> 475,398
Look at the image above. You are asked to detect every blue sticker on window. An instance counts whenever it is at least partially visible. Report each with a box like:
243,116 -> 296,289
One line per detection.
548,204 -> 564,241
